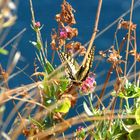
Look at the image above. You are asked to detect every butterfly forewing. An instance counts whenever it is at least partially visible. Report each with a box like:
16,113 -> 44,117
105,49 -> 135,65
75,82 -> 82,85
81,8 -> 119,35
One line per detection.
59,51 -> 79,80
76,47 -> 95,81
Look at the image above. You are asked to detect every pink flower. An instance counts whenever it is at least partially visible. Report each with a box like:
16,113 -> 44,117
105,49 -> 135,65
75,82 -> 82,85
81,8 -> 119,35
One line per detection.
77,126 -> 84,131
35,21 -> 41,28
76,126 -> 85,139
81,73 -> 96,94
60,29 -> 68,39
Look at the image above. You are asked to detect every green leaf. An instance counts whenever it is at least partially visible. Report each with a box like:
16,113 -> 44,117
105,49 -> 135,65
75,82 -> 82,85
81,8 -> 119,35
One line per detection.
0,48 -> 8,55
42,115 -> 54,128
118,92 -> 125,98
30,40 -> 41,50
118,80 -> 140,99
36,40 -> 42,50
122,120 -> 140,133
83,101 -> 93,116
59,78 -> 69,92
112,132 -> 128,140
43,78 -> 57,97
45,61 -> 54,75
135,107 -> 140,125
29,116 -> 44,129
54,98 -> 71,113
129,129 -> 140,140
118,90 -> 140,99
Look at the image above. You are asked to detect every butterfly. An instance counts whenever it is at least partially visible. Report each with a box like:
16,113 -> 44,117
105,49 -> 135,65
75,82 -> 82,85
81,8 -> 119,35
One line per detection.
59,46 -> 95,84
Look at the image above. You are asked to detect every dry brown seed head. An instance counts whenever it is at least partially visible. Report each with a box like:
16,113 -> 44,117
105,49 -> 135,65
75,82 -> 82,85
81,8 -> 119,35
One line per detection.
119,20 -> 136,31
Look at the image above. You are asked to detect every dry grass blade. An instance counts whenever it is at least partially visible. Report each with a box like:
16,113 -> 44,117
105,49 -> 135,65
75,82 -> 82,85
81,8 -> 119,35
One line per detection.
0,81 -> 41,104
1,28 -> 26,49
124,0 -> 135,75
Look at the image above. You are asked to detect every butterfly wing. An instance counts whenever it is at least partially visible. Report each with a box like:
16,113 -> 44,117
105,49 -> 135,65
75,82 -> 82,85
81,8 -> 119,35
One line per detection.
59,51 -> 79,80
59,46 -> 95,83
76,47 -> 95,81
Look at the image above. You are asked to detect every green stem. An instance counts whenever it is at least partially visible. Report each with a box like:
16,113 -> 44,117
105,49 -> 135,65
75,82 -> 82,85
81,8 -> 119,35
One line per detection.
88,95 -> 95,114
125,98 -> 130,109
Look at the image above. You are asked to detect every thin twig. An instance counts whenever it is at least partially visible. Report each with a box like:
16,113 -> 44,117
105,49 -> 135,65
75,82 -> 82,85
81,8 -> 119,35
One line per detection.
134,30 -> 137,83
1,28 -> 26,49
96,66 -> 113,108
124,0 -> 135,75
82,0 -> 102,66
84,0 -> 140,47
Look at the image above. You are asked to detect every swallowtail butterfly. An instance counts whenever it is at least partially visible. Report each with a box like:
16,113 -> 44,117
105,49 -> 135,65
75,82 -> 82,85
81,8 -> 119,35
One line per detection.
59,47 -> 95,84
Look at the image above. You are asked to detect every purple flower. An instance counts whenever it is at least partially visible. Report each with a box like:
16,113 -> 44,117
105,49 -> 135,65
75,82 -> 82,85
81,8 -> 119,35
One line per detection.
81,72 -> 96,94
59,28 -> 68,39
77,126 -> 84,131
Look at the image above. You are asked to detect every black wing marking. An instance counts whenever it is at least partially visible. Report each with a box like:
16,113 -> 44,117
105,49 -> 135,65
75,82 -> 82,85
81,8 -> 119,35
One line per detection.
59,51 -> 79,80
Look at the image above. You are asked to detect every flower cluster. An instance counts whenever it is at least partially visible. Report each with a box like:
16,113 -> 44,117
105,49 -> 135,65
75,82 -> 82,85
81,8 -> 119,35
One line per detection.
108,46 -> 125,74
59,26 -> 78,40
59,28 -> 68,39
81,73 -> 96,94
65,41 -> 86,55
51,25 -> 78,50
99,46 -> 125,75
55,0 -> 76,25
76,126 -> 86,139
118,19 -> 136,31
34,21 -> 41,28
50,0 -> 86,54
